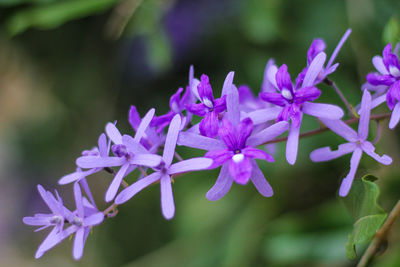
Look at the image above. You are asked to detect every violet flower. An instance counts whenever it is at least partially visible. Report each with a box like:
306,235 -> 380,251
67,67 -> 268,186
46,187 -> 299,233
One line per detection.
23,185 -> 72,258
186,74 -> 228,137
115,114 -> 213,219
297,29 -> 352,86
364,44 -> 400,128
256,53 -> 344,165
59,183 -> 104,260
310,90 -> 392,196
76,108 -> 162,202
178,85 -> 289,200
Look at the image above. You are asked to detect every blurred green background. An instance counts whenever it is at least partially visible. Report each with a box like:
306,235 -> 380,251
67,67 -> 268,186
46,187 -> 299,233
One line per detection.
1,0 -> 400,266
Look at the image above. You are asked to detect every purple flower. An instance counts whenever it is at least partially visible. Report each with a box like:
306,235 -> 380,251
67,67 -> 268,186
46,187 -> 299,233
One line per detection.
76,108 -> 162,202
59,183 -> 104,260
362,44 -> 400,129
186,74 -> 229,137
205,118 -> 274,184
23,185 -> 72,258
115,114 -> 213,219
179,85 -> 289,200
310,90 -> 392,196
297,29 -> 352,86
59,133 -> 110,185
151,66 -> 198,132
257,54 -> 344,164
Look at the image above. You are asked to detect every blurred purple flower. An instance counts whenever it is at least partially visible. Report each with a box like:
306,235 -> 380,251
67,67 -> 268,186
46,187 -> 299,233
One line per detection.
310,90 -> 392,196
115,114 -> 212,219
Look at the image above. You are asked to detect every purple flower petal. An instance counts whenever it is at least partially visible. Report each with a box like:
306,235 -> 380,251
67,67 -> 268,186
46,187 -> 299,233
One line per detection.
246,107 -> 282,125
229,156 -> 252,185
105,163 -> 130,202
361,141 -> 392,165
247,121 -> 289,147
372,56 -> 389,75
276,64 -> 293,92
178,131 -> 225,151
213,95 -> 227,113
205,149 -> 233,167
76,156 -> 125,169
339,148 -> 362,197
383,43 -> 400,71
221,71 -> 235,96
302,102 -> 344,119
321,119 -> 358,142
98,133 -> 108,157
73,228 -> 85,260
59,171 -> 86,185
286,119 -> 302,165
35,227 -> 71,259
160,174 -> 175,220
236,118 -> 253,148
366,73 -> 395,86
206,164 -> 233,201
358,90 -> 372,140
168,157 -> 213,174
243,147 -> 274,162
169,87 -> 184,112
115,172 -> 162,204
134,108 -> 155,142
294,86 -> 321,103
83,212 -> 104,226
250,160 -> 273,197
310,142 -> 356,162
302,52 -> 326,87
370,93 -> 387,110
226,85 -> 240,127
218,119 -> 237,150
389,102 -> 400,129
262,59 -> 278,92
307,39 -> 326,64
73,183 -> 84,217
259,92 -> 287,106
387,81 -> 400,109
186,103 -> 207,116
326,29 -> 352,69
129,105 -> 141,131
122,134 -> 148,154
198,74 -> 214,102
105,123 -> 122,144
130,154 -> 162,167
200,111 -> 219,138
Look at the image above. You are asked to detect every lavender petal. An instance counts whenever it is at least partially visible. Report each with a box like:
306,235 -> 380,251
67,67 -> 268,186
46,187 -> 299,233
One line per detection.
250,160 -> 273,197
358,90 -> 372,140
105,163 -> 130,202
361,141 -> 392,165
321,119 -> 358,142
134,108 -> 155,142
168,158 -> 213,174
115,172 -> 161,204
310,142 -> 356,162
389,102 -> 400,129
160,174 -> 175,220
246,121 -> 289,147
302,52 -> 326,87
105,122 -> 122,144
178,131 -> 225,151
286,119 -> 302,165
206,164 -> 233,201
302,102 -> 344,119
339,148 -> 362,197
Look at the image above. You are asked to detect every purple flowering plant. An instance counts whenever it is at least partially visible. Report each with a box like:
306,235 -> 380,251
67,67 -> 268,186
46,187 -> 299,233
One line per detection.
23,29 -> 400,264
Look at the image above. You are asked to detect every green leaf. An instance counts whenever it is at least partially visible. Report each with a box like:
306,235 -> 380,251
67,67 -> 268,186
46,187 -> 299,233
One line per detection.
342,175 -> 387,260
6,0 -> 119,36
383,16 -> 400,45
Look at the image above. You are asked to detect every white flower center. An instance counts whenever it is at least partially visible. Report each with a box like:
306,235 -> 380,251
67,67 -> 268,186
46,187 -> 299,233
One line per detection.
203,98 -> 213,108
49,215 -> 63,224
281,88 -> 293,100
389,65 -> 400,77
232,153 -> 244,163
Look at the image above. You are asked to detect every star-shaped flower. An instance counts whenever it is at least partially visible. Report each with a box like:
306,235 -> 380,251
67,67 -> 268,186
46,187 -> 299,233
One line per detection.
115,114 -> 213,219
310,90 -> 392,196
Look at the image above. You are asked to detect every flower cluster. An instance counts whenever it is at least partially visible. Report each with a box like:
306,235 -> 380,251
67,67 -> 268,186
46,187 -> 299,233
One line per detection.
24,29 -> 397,260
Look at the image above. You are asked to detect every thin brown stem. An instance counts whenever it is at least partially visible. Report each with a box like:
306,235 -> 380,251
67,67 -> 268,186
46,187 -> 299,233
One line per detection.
262,113 -> 391,145
357,200 -> 400,267
324,78 -> 356,118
